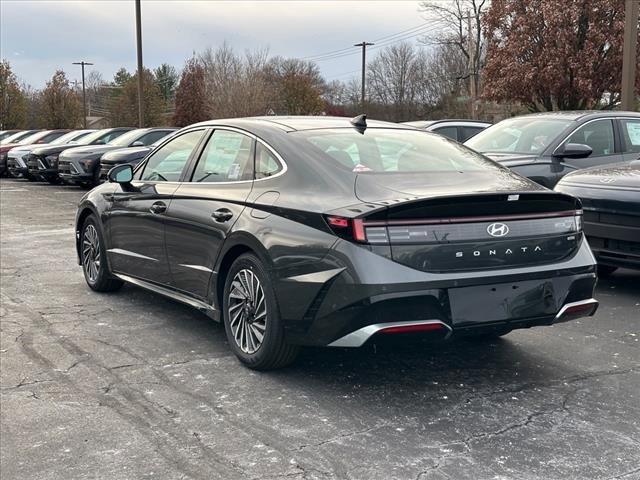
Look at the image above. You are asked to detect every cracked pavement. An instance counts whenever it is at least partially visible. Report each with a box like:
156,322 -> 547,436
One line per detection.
1,177 -> 639,480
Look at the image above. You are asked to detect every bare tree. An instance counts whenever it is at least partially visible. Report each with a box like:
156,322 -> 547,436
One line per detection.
367,43 -> 430,121
419,0 -> 488,99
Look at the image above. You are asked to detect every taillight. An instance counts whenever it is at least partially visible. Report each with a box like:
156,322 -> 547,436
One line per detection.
575,210 -> 583,232
325,216 -> 367,243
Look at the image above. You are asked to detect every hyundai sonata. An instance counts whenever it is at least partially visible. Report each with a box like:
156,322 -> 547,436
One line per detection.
75,116 -> 599,369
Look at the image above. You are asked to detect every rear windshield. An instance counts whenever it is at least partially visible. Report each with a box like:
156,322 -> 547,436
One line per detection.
293,128 -> 498,173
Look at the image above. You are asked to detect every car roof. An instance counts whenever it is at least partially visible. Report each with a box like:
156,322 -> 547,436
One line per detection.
191,116 -> 412,133
514,110 -> 640,121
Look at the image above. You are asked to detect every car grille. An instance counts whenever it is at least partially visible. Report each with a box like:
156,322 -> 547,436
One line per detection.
58,159 -> 72,175
26,155 -> 39,172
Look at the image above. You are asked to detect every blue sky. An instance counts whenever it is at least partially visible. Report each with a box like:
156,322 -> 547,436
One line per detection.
1,0 -> 440,88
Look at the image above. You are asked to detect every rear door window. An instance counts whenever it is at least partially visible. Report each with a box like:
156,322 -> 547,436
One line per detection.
191,130 -> 254,182
432,126 -> 458,141
620,119 -> 640,154
460,126 -> 485,142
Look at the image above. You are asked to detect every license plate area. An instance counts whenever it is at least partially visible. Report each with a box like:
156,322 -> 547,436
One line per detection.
449,279 -> 559,326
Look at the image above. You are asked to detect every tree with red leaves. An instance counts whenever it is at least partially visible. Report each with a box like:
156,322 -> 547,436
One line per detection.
482,0 -> 639,111
173,57 -> 209,127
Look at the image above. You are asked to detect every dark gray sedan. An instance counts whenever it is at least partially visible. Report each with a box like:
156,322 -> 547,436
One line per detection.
465,111 -> 640,188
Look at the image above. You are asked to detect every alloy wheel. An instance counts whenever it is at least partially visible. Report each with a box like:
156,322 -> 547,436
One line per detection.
82,224 -> 101,283
228,268 -> 267,354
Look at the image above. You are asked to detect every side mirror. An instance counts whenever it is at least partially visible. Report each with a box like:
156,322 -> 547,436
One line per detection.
131,140 -> 144,147
108,164 -> 133,184
554,143 -> 593,159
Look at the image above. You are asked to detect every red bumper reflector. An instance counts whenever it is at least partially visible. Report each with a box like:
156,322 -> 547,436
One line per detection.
380,323 -> 446,335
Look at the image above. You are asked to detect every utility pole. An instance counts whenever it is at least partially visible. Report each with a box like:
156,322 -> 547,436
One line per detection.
621,0 -> 639,110
135,0 -> 145,127
354,41 -> 374,111
465,10 -> 477,119
72,61 -> 93,128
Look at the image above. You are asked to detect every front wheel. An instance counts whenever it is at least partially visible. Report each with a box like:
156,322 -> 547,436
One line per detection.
222,253 -> 299,370
81,216 -> 124,292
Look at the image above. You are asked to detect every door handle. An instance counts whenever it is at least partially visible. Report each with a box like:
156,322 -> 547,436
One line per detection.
212,208 -> 233,222
149,201 -> 167,214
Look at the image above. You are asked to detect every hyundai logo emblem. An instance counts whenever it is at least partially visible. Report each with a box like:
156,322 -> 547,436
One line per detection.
487,222 -> 510,237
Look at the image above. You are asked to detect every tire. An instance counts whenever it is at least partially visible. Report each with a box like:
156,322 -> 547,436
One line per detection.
80,215 -> 124,292
222,253 -> 299,370
597,265 -> 618,277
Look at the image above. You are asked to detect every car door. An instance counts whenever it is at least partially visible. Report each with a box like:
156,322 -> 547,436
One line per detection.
618,118 -> 640,161
164,128 -> 255,299
556,119 -> 623,177
104,129 -> 206,285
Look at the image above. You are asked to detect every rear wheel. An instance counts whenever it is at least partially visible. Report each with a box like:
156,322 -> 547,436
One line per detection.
222,253 -> 299,370
81,216 -> 124,292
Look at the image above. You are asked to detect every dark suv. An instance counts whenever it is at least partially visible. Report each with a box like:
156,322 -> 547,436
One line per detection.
465,111 -> 640,188
26,128 -> 133,184
58,128 -> 176,188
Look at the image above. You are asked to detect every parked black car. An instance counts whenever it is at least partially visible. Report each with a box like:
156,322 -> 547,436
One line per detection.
555,160 -> 640,274
0,130 -> 41,176
98,128 -> 178,181
59,128 -> 176,188
75,116 -> 598,370
402,119 -> 491,142
25,128 -> 132,184
465,111 -> 640,188
6,130 -> 70,178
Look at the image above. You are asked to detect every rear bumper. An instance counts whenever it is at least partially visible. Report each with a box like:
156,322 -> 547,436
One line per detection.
278,238 -> 598,347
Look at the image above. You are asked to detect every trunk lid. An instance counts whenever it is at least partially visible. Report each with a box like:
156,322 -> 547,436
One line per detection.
343,174 -> 582,273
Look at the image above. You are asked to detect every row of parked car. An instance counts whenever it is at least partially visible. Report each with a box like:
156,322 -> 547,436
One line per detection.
0,127 -> 177,188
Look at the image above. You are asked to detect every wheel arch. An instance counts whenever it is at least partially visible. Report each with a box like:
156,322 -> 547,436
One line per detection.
75,203 -> 100,264
212,232 -> 272,313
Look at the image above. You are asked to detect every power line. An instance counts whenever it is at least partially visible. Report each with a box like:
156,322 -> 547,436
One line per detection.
310,21 -> 447,63
301,20 -> 445,62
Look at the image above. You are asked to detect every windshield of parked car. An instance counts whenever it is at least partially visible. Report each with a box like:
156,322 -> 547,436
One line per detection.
465,117 -> 573,155
294,128 -> 500,173
0,131 -> 34,145
16,131 -> 48,145
49,131 -> 86,145
108,129 -> 146,147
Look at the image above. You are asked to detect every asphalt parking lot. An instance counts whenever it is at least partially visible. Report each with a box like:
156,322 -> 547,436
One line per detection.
1,177 -> 639,480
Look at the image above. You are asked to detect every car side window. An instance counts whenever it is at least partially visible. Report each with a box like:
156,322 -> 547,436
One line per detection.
565,120 -> 615,156
191,130 -> 254,182
620,119 -> 640,154
99,130 -> 126,144
432,126 -> 458,141
139,130 -> 203,182
255,142 -> 283,179
138,131 -> 171,146
460,126 -> 484,142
